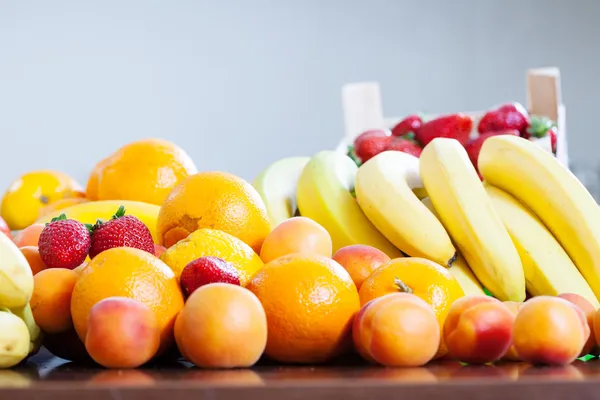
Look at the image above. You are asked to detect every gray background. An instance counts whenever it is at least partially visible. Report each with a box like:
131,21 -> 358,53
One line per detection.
1,0 -> 598,191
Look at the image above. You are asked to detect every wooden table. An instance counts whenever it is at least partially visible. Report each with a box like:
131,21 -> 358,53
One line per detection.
3,349 -> 600,400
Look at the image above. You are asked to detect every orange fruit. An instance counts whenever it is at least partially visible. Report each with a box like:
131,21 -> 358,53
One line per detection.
71,247 -> 184,351
92,139 -> 197,206
246,253 -> 360,363
39,197 -> 89,219
160,228 -> 263,286
359,257 -> 464,357
86,156 -> 111,201
157,171 -> 270,252
1,170 -> 85,230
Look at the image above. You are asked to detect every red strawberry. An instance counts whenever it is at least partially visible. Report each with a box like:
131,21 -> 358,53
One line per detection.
0,216 -> 10,238
478,102 -> 530,135
89,206 -> 154,258
353,129 -> 392,163
179,256 -> 240,297
385,137 -> 422,157
38,214 -> 91,269
525,115 -> 558,153
391,115 -> 422,137
548,126 -> 557,153
416,114 -> 473,147
465,130 -> 520,170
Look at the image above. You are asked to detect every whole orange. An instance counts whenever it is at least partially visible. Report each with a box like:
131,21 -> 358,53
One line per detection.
359,257 -> 464,357
246,253 -> 360,363
157,171 -> 271,253
1,170 -> 85,230
86,156 -> 111,201
92,139 -> 197,206
70,247 -> 184,352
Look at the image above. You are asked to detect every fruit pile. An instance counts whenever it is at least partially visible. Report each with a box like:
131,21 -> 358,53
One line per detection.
0,116 -> 595,371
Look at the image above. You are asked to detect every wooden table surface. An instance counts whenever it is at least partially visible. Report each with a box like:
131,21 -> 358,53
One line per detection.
3,349 -> 600,400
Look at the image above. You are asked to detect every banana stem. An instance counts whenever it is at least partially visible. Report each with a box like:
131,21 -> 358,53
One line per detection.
394,277 -> 413,294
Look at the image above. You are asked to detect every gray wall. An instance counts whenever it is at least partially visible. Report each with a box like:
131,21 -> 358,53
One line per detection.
1,0 -> 598,191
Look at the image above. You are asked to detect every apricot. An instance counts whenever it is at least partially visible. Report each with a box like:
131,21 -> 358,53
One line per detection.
443,295 -> 514,364
513,296 -> 589,366
259,217 -> 332,263
85,297 -> 160,369
30,268 -> 78,333
332,245 -> 390,289
352,293 -> 440,367
19,246 -> 47,275
558,293 -> 597,356
501,301 -> 523,361
13,223 -> 44,247
174,283 -> 267,368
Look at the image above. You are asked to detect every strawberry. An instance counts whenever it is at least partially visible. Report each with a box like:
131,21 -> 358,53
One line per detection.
385,137 -> 422,157
548,127 -> 557,153
352,129 -> 392,163
525,115 -> 558,153
478,102 -> 530,135
38,214 -> 91,269
179,256 -> 240,297
415,114 -> 473,147
465,130 -> 520,170
391,115 -> 422,137
88,206 -> 154,259
0,216 -> 10,238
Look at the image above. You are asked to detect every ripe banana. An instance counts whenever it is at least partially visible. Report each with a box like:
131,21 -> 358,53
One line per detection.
10,304 -> 42,356
355,151 -> 456,266
296,151 -> 402,258
419,138 -> 525,301
36,200 -> 161,242
484,183 -> 599,306
479,135 -> 600,301
0,310 -> 30,368
0,229 -> 34,309
253,157 -> 310,228
421,197 -> 486,296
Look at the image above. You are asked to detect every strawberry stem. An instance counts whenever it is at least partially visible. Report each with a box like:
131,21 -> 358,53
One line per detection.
394,276 -> 413,294
112,206 -> 126,220
50,214 -> 67,223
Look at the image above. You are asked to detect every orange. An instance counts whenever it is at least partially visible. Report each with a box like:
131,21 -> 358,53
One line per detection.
156,171 -> 270,253
246,253 -> 360,363
39,197 -> 89,219
92,139 -> 197,206
1,170 -> 85,230
71,247 -> 184,351
359,257 -> 464,357
160,228 -> 263,286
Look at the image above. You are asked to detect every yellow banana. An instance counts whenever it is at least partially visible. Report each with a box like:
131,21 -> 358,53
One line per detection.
419,138 -> 525,301
484,183 -> 599,306
0,311 -> 30,368
421,197 -> 486,296
296,151 -> 402,258
36,200 -> 161,242
355,151 -> 456,265
10,304 -> 42,356
479,135 -> 600,302
0,230 -> 33,309
253,157 -> 310,228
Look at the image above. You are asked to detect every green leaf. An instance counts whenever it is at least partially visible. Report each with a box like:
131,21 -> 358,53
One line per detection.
347,145 -> 362,166
112,205 -> 126,219
483,287 -> 495,297
527,115 -> 557,138
50,214 -> 67,223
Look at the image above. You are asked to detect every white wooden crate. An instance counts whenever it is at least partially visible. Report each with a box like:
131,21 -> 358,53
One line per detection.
337,67 -> 568,168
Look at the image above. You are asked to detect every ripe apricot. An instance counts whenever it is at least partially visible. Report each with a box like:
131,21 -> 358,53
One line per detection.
85,297 -> 160,369
502,301 -> 523,361
443,296 -> 514,364
19,246 -> 47,275
353,293 -> 440,367
259,217 -> 332,263
558,293 -> 597,356
332,245 -> 390,289
513,296 -> 589,365
13,223 -> 44,247
30,268 -> 78,333
175,283 -> 267,368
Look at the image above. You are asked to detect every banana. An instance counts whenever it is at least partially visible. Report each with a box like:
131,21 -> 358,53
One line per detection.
36,200 -> 161,242
0,310 -> 30,368
0,229 -> 34,309
421,197 -> 486,296
484,184 -> 599,306
296,151 -> 402,258
419,138 -> 525,301
10,304 -> 42,356
479,135 -> 600,301
355,151 -> 456,266
253,157 -> 310,228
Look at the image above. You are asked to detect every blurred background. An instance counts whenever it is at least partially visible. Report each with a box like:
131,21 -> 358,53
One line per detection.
1,0 -> 599,192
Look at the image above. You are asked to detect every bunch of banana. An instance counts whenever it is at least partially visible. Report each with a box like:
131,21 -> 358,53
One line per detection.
479,135 -> 600,301
0,232 -> 40,368
35,200 -> 161,242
